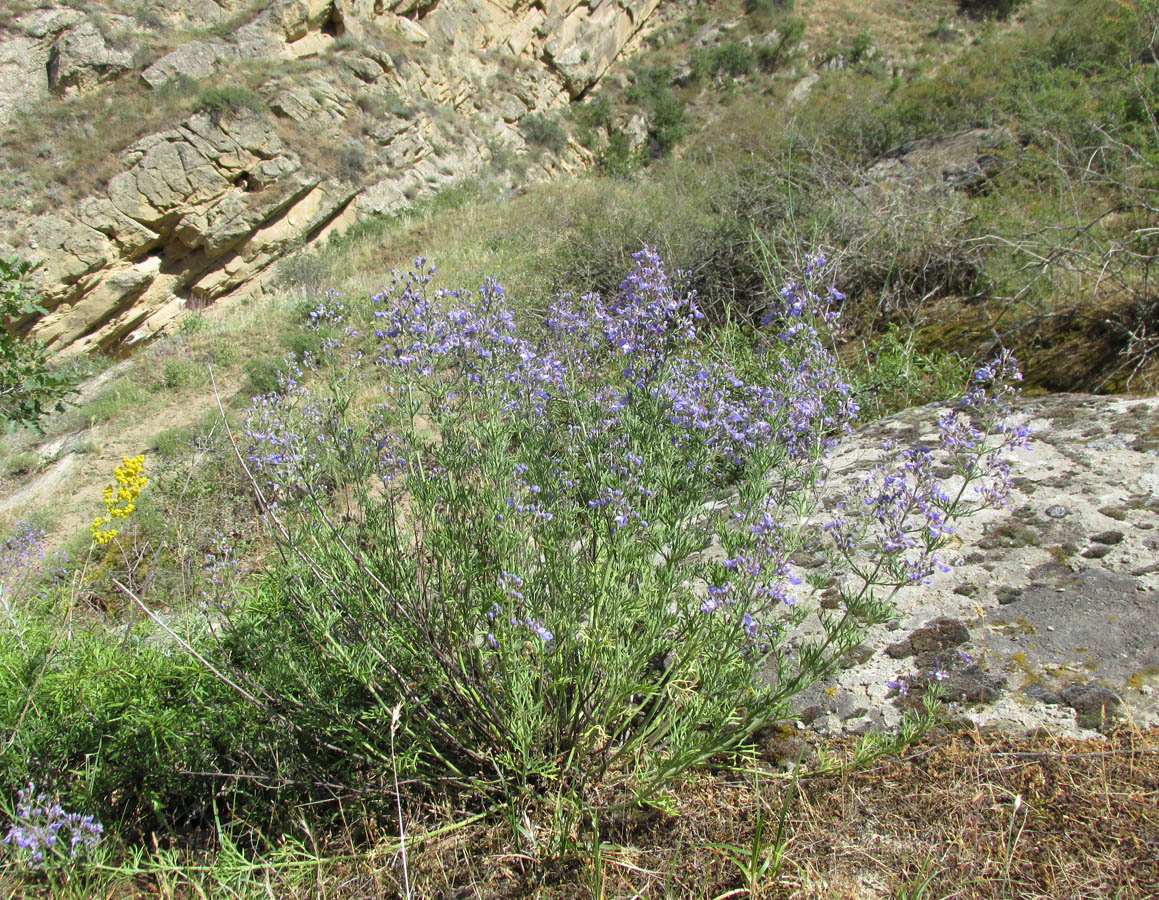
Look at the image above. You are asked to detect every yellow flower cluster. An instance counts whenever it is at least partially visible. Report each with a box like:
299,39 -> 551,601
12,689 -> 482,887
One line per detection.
90,454 -> 148,545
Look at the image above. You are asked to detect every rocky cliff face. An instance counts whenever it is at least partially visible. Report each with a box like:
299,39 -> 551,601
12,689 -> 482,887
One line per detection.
0,0 -> 661,354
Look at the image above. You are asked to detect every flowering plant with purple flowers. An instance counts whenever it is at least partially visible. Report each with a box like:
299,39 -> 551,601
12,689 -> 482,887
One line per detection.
2,783 -> 103,871
236,247 -> 1028,806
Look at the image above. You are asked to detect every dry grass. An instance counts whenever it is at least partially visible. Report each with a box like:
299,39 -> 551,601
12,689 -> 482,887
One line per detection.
365,724 -> 1157,900
96,724 -> 1153,900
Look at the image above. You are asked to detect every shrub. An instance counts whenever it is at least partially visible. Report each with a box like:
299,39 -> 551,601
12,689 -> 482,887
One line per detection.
958,0 -> 1025,19
193,85 -> 265,120
626,65 -> 674,105
648,91 -> 687,157
0,596 -> 250,833
572,95 -> 614,148
597,129 -> 644,175
712,42 -> 756,77
519,112 -> 569,155
337,142 -> 368,182
746,0 -> 794,14
756,16 -> 806,70
0,258 -> 75,434
230,249 -> 1028,813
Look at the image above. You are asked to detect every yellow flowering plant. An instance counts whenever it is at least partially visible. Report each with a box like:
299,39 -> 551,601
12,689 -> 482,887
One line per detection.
90,454 -> 148,545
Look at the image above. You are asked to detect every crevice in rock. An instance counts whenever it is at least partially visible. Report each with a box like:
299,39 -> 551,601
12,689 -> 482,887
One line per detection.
321,6 -> 344,39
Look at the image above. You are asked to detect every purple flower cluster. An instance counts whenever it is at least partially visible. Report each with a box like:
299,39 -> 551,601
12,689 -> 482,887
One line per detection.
305,291 -> 347,328
700,495 -> 806,644
0,520 -> 47,597
243,372 -> 331,500
200,530 -> 244,612
825,441 -> 954,584
825,355 -> 1030,587
0,520 -> 66,608
2,784 -> 102,869
483,573 -> 554,647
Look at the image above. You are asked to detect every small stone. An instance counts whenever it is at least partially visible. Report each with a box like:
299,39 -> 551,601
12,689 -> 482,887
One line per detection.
818,588 -> 841,610
1082,544 -> 1112,559
1045,505 -> 1069,519
892,617 -> 971,657
996,586 -> 1023,606
1058,684 -> 1123,730
838,645 -> 874,669
954,582 -> 980,597
1024,684 -> 1063,706
1097,505 -> 1128,521
1091,530 -> 1125,545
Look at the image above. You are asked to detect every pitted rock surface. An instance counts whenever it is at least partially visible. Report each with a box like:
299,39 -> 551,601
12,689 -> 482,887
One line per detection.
785,392 -> 1159,739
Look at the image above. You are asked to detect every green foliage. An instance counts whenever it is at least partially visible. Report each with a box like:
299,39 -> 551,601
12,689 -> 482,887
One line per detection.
691,42 -> 755,82
242,357 -> 284,397
597,130 -> 645,176
756,16 -> 806,71
852,326 -> 974,419
958,0 -> 1026,19
0,258 -> 75,434
0,594 -> 250,832
648,91 -> 687,158
194,85 -> 265,120
572,95 -> 615,149
848,31 -> 875,64
626,65 -> 675,106
746,0 -> 794,14
520,112 -> 568,155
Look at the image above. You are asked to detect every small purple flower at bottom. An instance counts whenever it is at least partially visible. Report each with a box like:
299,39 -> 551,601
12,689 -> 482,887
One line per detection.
887,678 -> 909,696
3,784 -> 102,870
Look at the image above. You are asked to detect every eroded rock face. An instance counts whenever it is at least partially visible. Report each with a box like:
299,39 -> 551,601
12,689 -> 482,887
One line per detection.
20,112 -> 356,352
47,21 -> 134,96
0,7 -> 86,124
2,0 -> 661,354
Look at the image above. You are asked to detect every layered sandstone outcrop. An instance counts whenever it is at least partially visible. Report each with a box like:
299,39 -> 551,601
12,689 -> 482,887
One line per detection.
0,0 -> 661,352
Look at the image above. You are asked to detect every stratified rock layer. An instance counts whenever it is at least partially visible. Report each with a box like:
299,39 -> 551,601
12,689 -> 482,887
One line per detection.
0,0 -> 661,352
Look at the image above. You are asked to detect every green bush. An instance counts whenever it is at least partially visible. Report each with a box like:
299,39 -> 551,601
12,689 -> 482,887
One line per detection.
0,584 -> 253,832
224,250 -> 1026,820
626,65 -> 674,105
572,95 -> 614,148
0,258 -> 75,433
519,112 -> 569,155
194,85 -> 265,120
597,129 -> 645,176
756,16 -> 806,71
648,91 -> 687,158
746,0 -> 794,14
958,0 -> 1025,19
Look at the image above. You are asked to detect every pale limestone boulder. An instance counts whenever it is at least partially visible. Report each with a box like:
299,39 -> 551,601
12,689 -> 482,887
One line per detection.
34,256 -> 160,349
545,0 -> 661,97
141,40 -> 236,89
46,21 -> 134,96
0,7 -> 84,124
140,0 -> 235,29
11,0 -> 663,353
23,216 -> 112,294
77,198 -> 161,258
